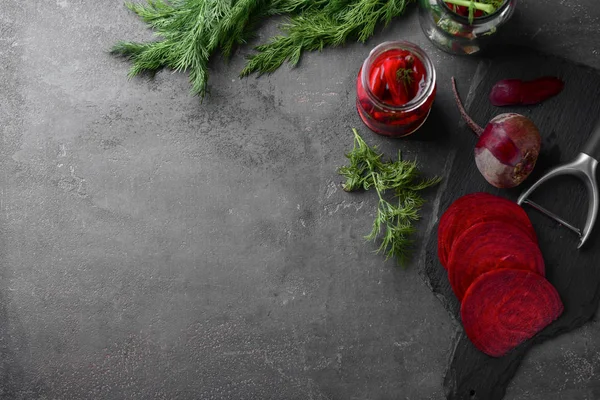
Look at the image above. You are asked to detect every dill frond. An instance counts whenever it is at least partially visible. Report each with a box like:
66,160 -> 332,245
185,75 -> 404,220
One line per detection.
112,0 -> 416,96
241,0 -> 414,77
338,128 -> 441,267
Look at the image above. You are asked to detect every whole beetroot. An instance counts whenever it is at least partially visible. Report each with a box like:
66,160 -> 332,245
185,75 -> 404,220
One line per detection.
452,77 -> 541,188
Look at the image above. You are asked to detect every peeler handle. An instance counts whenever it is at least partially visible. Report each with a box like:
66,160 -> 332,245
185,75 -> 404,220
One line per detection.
582,116 -> 600,161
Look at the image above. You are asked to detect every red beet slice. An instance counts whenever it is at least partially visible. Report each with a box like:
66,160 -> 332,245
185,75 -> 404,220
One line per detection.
489,77 -> 564,106
461,268 -> 563,357
447,221 -> 545,301
437,193 -> 537,269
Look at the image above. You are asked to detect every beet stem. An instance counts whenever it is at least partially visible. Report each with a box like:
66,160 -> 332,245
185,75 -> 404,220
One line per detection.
451,76 -> 484,137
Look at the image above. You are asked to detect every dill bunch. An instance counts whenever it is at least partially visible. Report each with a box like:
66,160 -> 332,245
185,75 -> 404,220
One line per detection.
241,0 -> 414,77
111,0 -> 272,97
111,0 -> 415,97
338,129 -> 441,266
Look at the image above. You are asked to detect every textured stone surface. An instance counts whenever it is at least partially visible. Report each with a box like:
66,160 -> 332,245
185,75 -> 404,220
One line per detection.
0,1 -> 599,399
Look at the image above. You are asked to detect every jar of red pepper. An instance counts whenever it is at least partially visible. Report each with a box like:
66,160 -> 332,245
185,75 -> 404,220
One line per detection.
356,41 -> 437,137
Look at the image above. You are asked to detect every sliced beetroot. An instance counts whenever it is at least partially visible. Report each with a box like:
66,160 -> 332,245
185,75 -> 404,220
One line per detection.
489,77 -> 564,106
461,268 -> 563,357
447,221 -> 545,301
437,193 -> 537,269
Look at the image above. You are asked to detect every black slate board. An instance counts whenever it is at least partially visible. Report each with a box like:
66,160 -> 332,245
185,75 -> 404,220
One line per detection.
422,46 -> 600,400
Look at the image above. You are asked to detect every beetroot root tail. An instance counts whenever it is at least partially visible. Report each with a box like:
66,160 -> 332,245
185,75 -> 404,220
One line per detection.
451,76 -> 484,136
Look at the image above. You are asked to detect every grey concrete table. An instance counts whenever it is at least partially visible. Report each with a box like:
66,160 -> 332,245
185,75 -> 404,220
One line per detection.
1,1 -> 599,399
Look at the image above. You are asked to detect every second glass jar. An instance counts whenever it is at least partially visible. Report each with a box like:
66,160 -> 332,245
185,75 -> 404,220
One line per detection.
418,0 -> 517,55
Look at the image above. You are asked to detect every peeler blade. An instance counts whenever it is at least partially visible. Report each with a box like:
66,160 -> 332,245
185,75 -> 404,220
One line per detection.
517,153 -> 599,249
520,199 -> 581,237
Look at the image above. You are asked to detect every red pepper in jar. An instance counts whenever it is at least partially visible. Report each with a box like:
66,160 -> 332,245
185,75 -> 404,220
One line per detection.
383,57 -> 409,106
355,41 -> 436,137
367,50 -> 422,107
369,66 -> 386,100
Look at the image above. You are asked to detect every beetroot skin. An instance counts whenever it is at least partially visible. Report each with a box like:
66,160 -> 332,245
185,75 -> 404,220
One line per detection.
490,77 -> 564,107
451,77 -> 542,188
461,268 -> 564,358
447,221 -> 545,301
474,113 -> 541,188
437,193 -> 537,269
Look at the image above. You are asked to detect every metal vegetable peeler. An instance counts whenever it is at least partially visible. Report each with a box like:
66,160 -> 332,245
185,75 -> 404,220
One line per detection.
517,117 -> 600,248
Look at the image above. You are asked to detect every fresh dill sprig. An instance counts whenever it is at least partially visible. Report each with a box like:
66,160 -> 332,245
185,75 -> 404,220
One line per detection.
111,0 -> 273,97
338,128 -> 441,266
241,0 -> 414,77
112,0 -> 416,96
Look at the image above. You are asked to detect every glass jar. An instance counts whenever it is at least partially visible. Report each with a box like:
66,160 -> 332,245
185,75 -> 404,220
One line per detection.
418,0 -> 517,55
356,41 -> 436,137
